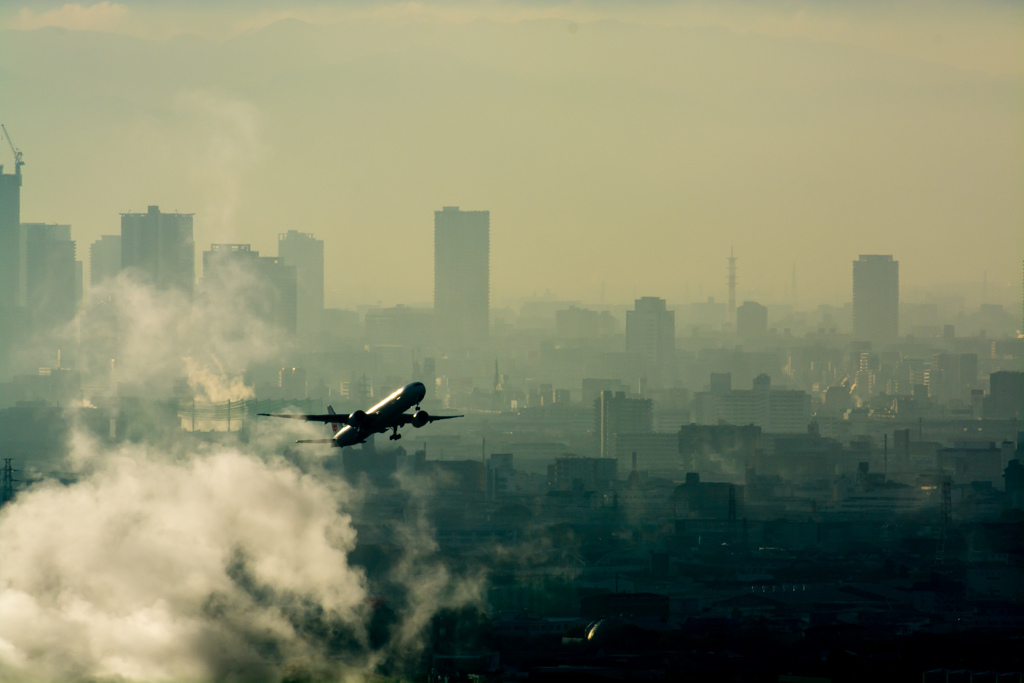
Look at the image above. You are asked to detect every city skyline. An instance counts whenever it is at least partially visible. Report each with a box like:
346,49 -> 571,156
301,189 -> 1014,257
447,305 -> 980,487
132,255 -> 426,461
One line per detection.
24,173 -> 1019,313
0,4 -> 1021,680
1,143 -> 1018,343
0,1 -> 1020,307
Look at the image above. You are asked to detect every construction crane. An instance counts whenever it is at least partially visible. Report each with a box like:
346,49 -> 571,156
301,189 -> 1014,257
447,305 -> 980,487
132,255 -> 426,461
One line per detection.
1,123 -> 24,174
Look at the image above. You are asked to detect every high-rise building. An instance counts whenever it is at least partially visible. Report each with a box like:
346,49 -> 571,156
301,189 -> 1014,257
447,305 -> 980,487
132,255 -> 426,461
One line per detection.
0,161 -> 83,371
985,371 -> 1023,420
487,453 -> 515,500
596,390 -> 653,459
626,296 -> 675,383
120,205 -> 194,294
277,230 -> 324,338
736,301 -> 768,340
852,254 -> 899,346
0,143 -> 28,377
21,223 -> 80,331
929,353 -> 979,401
692,374 -> 810,434
0,162 -> 22,309
434,206 -> 489,345
90,235 -> 121,287
203,244 -> 297,333
203,243 -> 257,277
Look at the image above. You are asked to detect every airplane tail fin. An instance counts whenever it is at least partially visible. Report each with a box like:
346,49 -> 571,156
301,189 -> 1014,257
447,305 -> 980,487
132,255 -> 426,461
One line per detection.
327,405 -> 340,433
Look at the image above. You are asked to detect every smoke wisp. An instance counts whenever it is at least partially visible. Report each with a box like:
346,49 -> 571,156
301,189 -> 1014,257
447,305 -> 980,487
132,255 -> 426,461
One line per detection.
0,273 -> 485,681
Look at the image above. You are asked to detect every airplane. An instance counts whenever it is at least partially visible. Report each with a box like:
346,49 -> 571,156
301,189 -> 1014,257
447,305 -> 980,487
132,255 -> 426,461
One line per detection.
257,381 -> 461,448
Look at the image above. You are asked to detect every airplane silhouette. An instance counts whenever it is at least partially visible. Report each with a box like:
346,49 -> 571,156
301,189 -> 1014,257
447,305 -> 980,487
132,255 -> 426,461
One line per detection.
258,381 -> 461,448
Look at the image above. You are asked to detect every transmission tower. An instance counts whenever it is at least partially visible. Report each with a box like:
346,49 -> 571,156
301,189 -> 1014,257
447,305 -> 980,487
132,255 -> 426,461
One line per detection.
491,359 -> 503,412
0,458 -> 17,506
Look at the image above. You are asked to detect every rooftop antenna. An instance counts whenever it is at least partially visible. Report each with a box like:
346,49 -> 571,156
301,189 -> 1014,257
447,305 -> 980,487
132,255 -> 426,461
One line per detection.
491,359 -> 502,412
0,124 -> 24,174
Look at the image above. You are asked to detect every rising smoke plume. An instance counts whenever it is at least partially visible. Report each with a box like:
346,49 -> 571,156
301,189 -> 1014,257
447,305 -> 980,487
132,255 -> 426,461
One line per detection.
0,434 -> 369,681
74,266 -> 287,404
0,270 -> 484,681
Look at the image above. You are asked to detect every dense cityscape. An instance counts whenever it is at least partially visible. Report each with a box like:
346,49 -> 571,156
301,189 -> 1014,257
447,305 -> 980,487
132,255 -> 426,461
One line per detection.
0,139 -> 1022,681
0,1 -> 1022,680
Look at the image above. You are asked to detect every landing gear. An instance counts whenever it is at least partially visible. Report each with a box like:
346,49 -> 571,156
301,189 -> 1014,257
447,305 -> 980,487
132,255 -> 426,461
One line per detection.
389,426 -> 402,441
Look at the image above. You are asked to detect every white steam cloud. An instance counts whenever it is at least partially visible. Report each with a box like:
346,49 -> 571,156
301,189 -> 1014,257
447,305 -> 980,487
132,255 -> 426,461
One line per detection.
176,90 -> 265,237
0,434 -> 367,681
0,272 -> 484,680
78,268 -> 285,403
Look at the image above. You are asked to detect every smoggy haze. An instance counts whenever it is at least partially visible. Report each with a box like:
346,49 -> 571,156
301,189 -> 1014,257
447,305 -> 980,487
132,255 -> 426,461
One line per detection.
0,1 -> 1020,307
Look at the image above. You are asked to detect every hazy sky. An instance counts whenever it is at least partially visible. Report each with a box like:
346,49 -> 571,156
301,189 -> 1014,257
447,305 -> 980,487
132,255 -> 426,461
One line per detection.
0,1 -> 1020,308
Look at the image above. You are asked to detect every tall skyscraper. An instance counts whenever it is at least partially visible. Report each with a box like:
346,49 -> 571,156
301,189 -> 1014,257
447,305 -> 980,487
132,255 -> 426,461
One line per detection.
277,230 -> 324,338
120,205 -> 195,294
852,254 -> 899,346
434,206 -> 489,345
0,161 -> 22,310
90,235 -> 121,287
22,223 -> 80,331
1,158 -> 82,371
626,296 -> 675,384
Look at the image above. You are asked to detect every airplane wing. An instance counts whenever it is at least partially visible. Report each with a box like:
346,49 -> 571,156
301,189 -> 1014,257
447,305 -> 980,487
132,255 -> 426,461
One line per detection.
296,438 -> 338,444
257,412 -> 350,423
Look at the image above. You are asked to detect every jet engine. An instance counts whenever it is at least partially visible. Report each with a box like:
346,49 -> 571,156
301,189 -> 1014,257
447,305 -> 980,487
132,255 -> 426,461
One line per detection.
411,410 -> 430,428
348,410 -> 368,427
